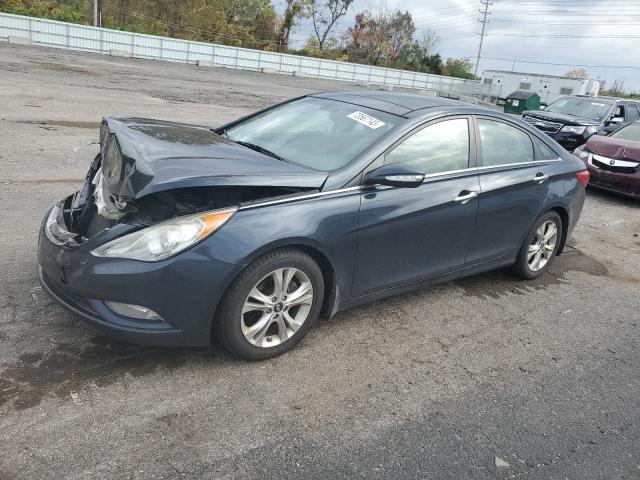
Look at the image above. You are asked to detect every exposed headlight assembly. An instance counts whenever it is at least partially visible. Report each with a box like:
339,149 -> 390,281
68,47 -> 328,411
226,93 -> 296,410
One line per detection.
560,125 -> 587,135
573,145 -> 589,160
102,135 -> 122,183
99,121 -> 109,152
91,208 -> 237,261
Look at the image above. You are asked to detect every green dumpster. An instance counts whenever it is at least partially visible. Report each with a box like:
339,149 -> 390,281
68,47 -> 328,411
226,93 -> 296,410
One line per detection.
504,90 -> 540,114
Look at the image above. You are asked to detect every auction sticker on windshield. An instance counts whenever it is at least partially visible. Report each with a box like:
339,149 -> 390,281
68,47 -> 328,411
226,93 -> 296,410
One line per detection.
348,111 -> 386,129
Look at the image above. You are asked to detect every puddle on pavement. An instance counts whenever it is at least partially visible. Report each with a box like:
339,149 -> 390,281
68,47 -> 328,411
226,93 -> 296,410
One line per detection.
15,119 -> 99,129
0,337 -> 212,411
455,248 -> 608,299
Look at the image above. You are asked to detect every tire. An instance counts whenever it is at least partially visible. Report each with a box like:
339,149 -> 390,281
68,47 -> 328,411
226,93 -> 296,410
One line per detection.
512,211 -> 563,280
215,248 -> 325,360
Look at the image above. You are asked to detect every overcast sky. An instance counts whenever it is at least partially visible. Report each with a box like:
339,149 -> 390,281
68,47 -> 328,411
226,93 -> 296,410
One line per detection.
283,0 -> 640,91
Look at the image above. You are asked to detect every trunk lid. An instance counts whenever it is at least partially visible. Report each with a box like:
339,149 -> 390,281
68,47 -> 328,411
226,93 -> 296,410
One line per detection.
102,117 -> 328,199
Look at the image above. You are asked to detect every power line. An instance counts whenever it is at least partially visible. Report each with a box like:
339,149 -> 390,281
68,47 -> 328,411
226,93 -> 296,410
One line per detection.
482,56 -> 640,70
474,0 -> 492,77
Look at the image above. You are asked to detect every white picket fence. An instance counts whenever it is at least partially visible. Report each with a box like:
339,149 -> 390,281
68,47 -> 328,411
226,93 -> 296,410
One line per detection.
0,12 -> 489,98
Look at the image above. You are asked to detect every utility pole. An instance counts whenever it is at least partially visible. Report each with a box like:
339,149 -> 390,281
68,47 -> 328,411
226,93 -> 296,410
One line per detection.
93,0 -> 98,27
474,0 -> 492,78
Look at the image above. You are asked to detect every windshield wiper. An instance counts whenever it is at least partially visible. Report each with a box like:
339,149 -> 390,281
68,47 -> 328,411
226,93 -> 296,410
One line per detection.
233,140 -> 287,162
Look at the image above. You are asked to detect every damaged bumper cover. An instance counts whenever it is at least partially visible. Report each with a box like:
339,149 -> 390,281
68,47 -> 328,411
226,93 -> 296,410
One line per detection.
38,198 -> 242,346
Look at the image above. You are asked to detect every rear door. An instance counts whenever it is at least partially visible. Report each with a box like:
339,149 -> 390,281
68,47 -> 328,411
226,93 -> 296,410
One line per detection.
352,116 -> 480,297
465,116 -> 560,265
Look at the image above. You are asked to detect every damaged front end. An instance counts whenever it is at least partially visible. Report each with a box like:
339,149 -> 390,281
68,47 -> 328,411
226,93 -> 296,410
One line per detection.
45,117 -> 326,249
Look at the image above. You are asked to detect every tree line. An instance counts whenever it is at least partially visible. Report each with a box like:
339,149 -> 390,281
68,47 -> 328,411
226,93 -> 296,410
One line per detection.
0,0 -> 477,79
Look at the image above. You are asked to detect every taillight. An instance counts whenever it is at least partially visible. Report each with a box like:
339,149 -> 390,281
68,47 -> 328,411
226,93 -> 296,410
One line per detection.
576,170 -> 590,187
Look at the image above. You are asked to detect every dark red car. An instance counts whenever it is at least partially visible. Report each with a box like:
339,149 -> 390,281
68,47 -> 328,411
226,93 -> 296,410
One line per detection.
574,121 -> 640,199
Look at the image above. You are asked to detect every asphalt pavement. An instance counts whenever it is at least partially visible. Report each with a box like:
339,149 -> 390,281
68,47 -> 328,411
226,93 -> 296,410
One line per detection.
1,44 -> 639,480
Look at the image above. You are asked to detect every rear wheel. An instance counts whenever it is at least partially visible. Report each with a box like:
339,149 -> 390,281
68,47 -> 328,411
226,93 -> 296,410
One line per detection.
513,211 -> 562,279
215,248 -> 324,360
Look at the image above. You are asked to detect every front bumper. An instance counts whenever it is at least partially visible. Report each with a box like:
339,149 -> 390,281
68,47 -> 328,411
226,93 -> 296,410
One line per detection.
38,200 -> 241,347
585,163 -> 640,199
550,132 -> 590,151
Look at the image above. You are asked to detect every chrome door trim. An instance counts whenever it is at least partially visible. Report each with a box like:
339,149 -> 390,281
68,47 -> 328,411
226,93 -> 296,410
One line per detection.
239,186 -> 362,211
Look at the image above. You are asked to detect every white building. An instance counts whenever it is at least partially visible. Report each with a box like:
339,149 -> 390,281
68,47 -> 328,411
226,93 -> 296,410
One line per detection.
480,70 -> 601,106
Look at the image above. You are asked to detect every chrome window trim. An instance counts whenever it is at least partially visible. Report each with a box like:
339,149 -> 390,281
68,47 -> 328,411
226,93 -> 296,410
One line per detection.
422,167 -> 477,181
420,158 -> 562,183
476,158 -> 562,171
239,158 -> 563,211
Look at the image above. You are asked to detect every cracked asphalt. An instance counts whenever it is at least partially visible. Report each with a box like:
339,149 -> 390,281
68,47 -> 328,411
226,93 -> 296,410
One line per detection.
1,44 -> 639,480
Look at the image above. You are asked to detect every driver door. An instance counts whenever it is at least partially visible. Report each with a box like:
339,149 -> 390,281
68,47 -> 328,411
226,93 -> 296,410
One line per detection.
352,116 -> 480,297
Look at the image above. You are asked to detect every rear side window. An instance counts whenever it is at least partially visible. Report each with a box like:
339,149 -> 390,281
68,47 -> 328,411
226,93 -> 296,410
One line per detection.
478,119 -> 534,167
533,138 -> 559,160
624,105 -> 640,122
384,118 -> 470,175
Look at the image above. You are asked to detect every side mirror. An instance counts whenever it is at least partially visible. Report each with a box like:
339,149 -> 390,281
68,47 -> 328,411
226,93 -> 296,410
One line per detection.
608,116 -> 624,125
364,164 -> 425,188
538,105 -> 546,110
596,130 -> 608,136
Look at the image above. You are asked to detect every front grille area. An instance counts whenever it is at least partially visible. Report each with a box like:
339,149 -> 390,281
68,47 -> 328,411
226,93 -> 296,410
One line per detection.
523,115 -> 563,134
591,154 -> 640,174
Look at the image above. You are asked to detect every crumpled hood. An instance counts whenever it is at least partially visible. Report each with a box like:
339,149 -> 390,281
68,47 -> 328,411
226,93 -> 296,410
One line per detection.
102,117 -> 328,199
522,110 -> 600,127
586,134 -> 640,162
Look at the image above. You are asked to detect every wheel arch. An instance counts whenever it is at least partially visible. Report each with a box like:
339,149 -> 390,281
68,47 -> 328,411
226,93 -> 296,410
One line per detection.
211,240 -> 340,341
549,205 -> 569,255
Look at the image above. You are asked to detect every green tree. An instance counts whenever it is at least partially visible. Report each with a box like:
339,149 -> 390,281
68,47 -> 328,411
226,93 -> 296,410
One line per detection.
442,57 -> 475,79
310,0 -> 353,50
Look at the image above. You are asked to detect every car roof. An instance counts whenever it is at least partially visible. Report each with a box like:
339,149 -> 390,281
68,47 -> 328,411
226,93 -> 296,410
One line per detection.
575,95 -> 639,104
310,90 -> 465,116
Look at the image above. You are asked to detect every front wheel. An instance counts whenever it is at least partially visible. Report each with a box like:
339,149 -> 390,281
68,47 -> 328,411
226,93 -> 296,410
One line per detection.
215,248 -> 324,360
512,211 -> 563,279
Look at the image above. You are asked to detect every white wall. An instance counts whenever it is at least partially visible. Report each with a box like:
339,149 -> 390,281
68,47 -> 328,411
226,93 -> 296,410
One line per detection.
0,12 -> 491,99
480,71 -> 600,105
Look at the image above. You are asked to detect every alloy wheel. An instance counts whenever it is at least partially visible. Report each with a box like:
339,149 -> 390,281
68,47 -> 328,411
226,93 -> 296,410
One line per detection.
527,220 -> 558,272
240,268 -> 314,348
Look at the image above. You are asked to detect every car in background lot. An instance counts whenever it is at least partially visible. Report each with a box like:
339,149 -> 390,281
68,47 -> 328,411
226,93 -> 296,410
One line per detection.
38,91 -> 589,360
575,121 -> 640,199
522,96 -> 640,150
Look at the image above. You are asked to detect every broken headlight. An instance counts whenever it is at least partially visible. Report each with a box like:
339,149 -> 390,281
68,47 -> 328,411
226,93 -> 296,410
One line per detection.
102,135 -> 122,184
100,121 -> 109,153
91,208 -> 237,261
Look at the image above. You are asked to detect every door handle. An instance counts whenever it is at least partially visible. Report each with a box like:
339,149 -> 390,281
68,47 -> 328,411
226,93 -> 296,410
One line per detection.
454,190 -> 478,204
533,172 -> 549,184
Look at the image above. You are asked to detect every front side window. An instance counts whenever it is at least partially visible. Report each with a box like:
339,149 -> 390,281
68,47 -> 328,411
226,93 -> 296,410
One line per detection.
611,122 -> 640,142
544,97 -> 613,122
225,97 -> 399,172
384,118 -> 470,175
478,119 -> 534,167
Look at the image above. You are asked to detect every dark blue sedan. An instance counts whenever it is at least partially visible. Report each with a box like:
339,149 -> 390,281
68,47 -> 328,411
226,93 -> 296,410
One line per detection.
38,91 -> 589,360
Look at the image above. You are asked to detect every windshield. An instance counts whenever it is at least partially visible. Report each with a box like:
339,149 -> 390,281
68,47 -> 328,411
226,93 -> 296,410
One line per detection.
543,97 -> 613,122
611,122 -> 640,142
225,97 -> 400,171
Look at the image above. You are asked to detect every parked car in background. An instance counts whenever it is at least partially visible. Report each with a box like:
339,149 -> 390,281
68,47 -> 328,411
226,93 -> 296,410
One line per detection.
38,92 -> 589,360
574,121 -> 640,199
522,96 -> 640,150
